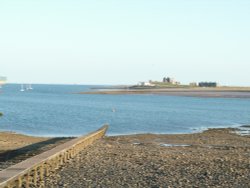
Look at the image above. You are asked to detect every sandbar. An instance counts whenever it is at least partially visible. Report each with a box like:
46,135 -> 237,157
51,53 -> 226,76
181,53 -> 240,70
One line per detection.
79,87 -> 250,98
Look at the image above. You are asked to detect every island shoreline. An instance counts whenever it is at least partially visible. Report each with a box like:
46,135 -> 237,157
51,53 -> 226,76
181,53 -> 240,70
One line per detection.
78,87 -> 250,98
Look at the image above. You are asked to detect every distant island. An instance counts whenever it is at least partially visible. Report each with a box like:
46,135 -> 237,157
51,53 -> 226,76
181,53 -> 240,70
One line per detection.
80,76 -> 250,98
131,76 -> 218,89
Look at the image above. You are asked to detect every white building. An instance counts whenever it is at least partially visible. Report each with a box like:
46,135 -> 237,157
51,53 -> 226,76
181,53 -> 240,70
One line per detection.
138,81 -> 155,87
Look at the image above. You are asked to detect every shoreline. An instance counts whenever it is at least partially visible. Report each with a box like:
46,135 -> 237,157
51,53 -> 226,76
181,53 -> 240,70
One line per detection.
1,127 -> 249,187
79,87 -> 250,98
1,126 -> 249,152
1,123 -> 249,138
1,126 -> 249,160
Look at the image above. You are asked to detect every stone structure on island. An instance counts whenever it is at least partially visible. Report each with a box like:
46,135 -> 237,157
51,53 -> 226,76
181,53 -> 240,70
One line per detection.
162,77 -> 180,85
138,81 -> 155,87
189,82 -> 197,87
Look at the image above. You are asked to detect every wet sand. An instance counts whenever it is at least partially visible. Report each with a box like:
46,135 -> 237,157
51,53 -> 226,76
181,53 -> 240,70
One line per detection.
0,132 -> 48,151
0,132 -> 72,171
43,128 -> 250,187
79,87 -> 250,98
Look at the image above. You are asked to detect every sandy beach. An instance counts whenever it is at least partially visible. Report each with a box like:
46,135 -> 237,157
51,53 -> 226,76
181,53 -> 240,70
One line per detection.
0,132 -> 72,171
0,132 -> 48,151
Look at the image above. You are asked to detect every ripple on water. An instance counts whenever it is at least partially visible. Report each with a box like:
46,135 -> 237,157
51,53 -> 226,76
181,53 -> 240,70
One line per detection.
235,126 -> 250,136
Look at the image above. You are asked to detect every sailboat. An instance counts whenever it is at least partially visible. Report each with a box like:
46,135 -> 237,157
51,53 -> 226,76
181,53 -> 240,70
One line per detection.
26,84 -> 33,90
28,84 -> 33,90
20,84 -> 25,92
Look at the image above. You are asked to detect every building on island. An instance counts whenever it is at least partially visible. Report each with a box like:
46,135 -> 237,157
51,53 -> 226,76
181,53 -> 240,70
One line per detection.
138,81 -> 155,87
198,82 -> 217,87
163,77 -> 173,83
162,77 -> 180,85
189,82 -> 197,87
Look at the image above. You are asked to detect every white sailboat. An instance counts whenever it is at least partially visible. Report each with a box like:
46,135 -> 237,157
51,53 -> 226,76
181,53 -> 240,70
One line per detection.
28,84 -> 33,90
20,84 -> 25,92
26,84 -> 33,90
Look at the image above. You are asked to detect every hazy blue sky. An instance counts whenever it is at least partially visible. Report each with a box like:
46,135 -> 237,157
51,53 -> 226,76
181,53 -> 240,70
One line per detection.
0,0 -> 249,85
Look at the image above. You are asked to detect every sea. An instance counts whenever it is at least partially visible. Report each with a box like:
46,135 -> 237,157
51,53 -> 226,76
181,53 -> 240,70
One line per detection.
0,84 -> 250,137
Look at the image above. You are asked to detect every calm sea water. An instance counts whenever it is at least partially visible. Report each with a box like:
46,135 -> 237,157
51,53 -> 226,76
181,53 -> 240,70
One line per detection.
0,84 -> 250,137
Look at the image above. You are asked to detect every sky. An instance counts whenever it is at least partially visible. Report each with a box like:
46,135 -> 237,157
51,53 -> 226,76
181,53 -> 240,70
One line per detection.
0,0 -> 250,86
